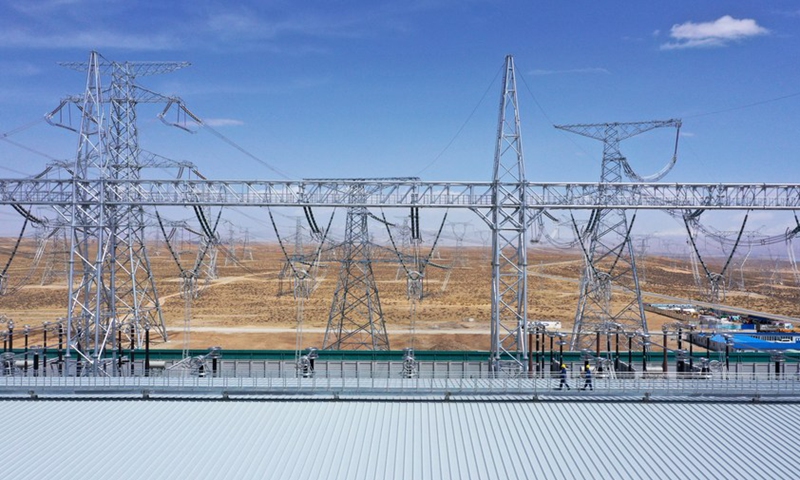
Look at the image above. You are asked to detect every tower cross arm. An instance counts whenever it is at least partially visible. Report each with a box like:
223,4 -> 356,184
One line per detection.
555,119 -> 681,142
58,60 -> 191,77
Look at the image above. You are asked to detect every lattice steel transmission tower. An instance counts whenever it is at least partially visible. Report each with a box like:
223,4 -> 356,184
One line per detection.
278,218 -> 306,296
472,55 -> 530,371
241,228 -> 254,261
46,51 -> 191,370
555,120 -> 681,350
323,182 -> 392,350
393,217 -> 413,280
450,222 -> 470,268
223,223 -> 238,266
40,226 -> 69,285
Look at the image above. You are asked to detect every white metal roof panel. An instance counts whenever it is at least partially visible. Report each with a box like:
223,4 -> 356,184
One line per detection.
4,400 -> 799,479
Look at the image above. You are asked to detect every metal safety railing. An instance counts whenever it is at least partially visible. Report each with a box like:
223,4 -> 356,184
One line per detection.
1,367 -> 799,398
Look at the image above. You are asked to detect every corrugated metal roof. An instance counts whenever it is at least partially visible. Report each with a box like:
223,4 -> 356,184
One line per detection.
5,399 -> 799,479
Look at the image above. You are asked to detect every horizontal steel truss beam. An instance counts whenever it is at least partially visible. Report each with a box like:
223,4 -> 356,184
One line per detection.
1,179 -> 799,209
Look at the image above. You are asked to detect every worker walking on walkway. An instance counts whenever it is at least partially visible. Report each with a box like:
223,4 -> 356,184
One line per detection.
557,364 -> 571,390
581,361 -> 594,391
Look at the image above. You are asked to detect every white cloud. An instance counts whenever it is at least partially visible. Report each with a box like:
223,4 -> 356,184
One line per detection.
9,0 -> 87,16
0,29 -> 177,51
202,118 -> 245,127
661,15 -> 768,50
0,61 -> 41,76
0,2 -> 447,55
529,67 -> 610,76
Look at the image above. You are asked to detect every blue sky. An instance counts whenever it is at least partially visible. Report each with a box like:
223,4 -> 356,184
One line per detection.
1,1 -> 799,243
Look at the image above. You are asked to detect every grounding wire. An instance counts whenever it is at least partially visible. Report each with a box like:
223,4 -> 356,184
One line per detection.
1,117 -> 66,163
0,136 -> 62,163
517,67 -> 594,159
1,117 -> 44,138
200,122 -> 294,180
0,164 -> 33,176
414,61 -> 504,176
684,90 -> 800,119
158,99 -> 294,180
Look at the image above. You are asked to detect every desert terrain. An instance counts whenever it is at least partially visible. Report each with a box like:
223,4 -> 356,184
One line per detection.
0,238 -> 798,352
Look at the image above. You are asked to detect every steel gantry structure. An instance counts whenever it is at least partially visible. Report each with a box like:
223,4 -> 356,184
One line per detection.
4,179 -> 797,209
2,177 -> 798,370
2,52 -> 800,375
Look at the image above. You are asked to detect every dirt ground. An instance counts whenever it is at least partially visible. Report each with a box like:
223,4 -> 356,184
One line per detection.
1,239 -> 798,351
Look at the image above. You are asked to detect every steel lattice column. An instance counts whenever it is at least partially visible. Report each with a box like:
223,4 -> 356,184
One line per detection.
473,55 -> 529,371
106,60 -> 168,348
60,51 -> 109,373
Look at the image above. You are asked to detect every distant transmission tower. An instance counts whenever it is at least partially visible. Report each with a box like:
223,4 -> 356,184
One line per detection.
223,223 -> 238,266
278,218 -> 306,296
45,51 -> 193,370
393,217 -> 413,280
450,222 -> 469,267
555,119 -> 681,350
634,235 -> 653,285
241,228 -> 254,261
440,222 -> 471,292
40,226 -> 69,285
